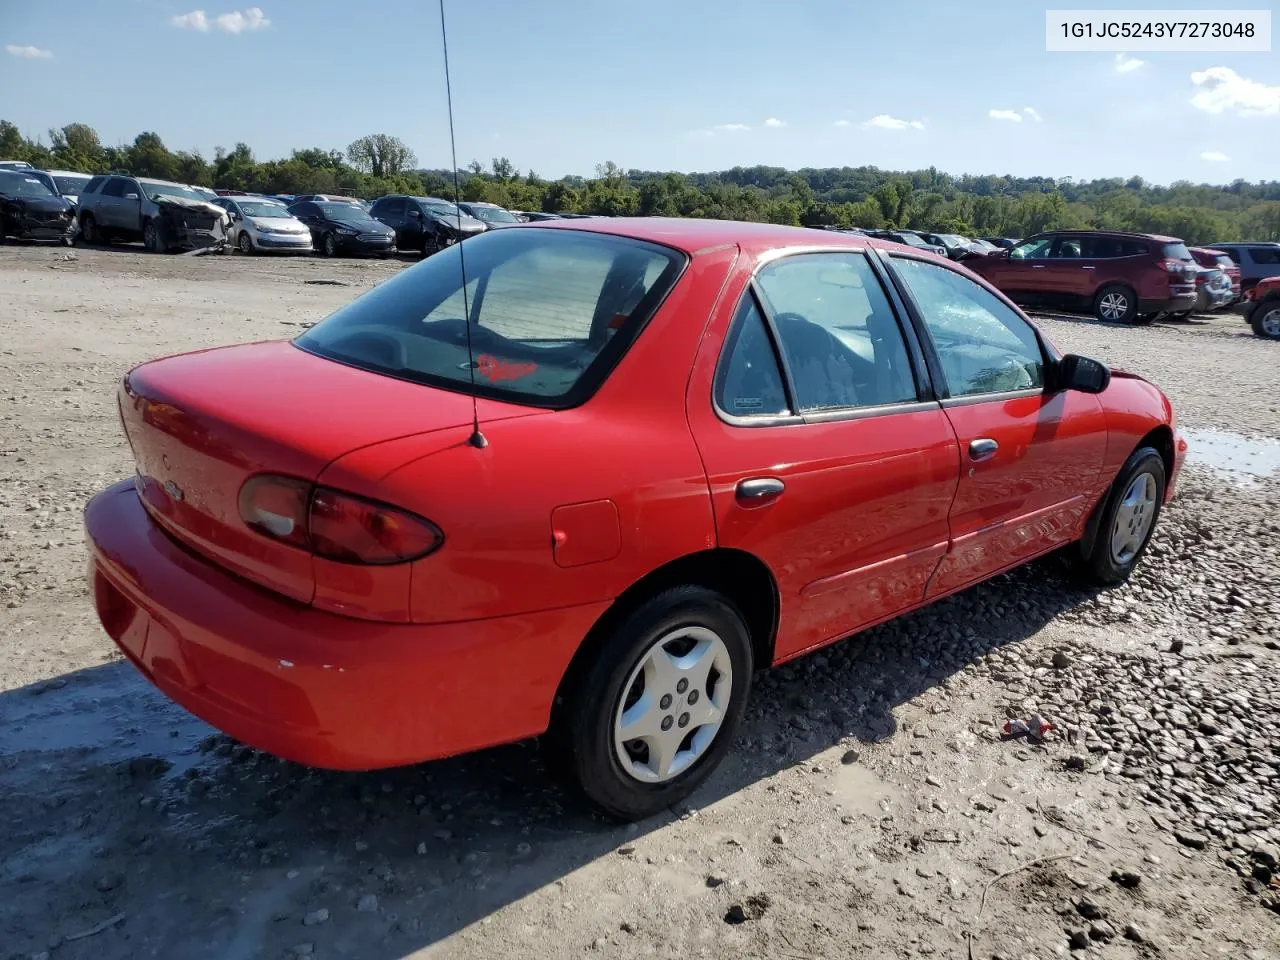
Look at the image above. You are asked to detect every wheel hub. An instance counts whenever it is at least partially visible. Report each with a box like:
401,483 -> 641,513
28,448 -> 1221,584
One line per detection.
1109,472 -> 1157,565
613,626 -> 733,784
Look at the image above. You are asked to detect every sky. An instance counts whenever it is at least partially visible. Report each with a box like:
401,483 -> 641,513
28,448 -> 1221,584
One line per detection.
1,0 -> 1277,185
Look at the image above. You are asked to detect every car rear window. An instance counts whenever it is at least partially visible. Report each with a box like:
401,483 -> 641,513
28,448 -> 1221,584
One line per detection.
1248,246 -> 1280,265
1161,242 -> 1193,260
295,228 -> 685,408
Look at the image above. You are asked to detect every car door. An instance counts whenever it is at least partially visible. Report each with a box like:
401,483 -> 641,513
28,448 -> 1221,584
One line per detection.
883,253 -> 1109,597
986,236 -> 1055,297
96,176 -> 130,229
290,202 -> 323,243
688,249 -> 961,663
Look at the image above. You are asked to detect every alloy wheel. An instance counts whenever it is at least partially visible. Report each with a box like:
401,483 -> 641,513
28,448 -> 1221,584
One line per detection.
1099,292 -> 1129,322
1260,306 -> 1280,339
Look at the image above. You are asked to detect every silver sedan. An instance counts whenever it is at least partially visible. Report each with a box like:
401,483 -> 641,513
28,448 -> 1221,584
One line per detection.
216,197 -> 313,254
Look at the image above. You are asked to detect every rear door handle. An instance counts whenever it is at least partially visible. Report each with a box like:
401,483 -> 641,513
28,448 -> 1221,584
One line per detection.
1031,264 -> 1046,269
969,438 -> 999,462
735,477 -> 785,504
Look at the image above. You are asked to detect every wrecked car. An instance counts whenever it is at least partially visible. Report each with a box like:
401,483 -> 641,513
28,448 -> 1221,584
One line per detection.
76,174 -> 229,253
0,169 -> 77,245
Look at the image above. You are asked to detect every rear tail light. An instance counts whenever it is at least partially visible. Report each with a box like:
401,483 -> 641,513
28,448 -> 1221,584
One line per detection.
238,474 -> 443,565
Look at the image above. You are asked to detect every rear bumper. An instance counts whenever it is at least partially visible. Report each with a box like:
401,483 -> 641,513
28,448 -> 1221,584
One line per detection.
84,480 -> 604,770
1138,294 -> 1197,314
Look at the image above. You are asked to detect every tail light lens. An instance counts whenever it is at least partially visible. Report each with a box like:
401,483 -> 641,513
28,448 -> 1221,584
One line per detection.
238,474 -> 443,565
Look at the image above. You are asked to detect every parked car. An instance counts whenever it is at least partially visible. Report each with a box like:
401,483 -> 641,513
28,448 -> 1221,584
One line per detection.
293,194 -> 363,207
24,168 -> 93,208
0,160 -> 34,170
84,218 -> 1185,820
964,230 -> 1198,324
969,238 -> 1000,253
286,199 -> 396,257
457,201 -> 523,229
1189,246 -> 1241,303
76,174 -> 230,252
214,196 -> 313,255
1239,276 -> 1280,339
914,231 -> 980,260
1207,242 -> 1280,295
0,169 -> 77,245
980,237 -> 1020,249
865,229 -> 947,257
1189,265 -> 1234,315
369,195 -> 488,256
514,211 -> 562,222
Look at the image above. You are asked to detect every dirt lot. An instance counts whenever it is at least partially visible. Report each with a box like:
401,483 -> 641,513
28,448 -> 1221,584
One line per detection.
2,244 -> 1279,960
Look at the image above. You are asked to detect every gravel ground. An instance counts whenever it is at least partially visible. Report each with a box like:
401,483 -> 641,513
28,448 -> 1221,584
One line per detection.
1,244 -> 1279,960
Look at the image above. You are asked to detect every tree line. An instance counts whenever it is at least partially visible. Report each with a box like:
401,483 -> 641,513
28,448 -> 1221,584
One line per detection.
4,120 -> 1279,245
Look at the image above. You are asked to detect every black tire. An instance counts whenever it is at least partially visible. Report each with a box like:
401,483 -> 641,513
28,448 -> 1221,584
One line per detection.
1092,284 -> 1137,324
238,231 -> 253,255
551,586 -> 754,821
143,219 -> 163,253
322,233 -> 337,258
1251,299 -> 1280,340
79,214 -> 99,245
1071,446 -> 1166,586
421,232 -> 440,258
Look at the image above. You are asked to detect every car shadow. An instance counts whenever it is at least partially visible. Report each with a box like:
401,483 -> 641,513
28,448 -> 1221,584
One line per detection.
0,555 -> 1102,959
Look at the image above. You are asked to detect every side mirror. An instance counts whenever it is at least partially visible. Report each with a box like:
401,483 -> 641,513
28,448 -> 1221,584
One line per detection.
408,209 -> 422,218
1055,354 -> 1110,394
124,192 -> 139,201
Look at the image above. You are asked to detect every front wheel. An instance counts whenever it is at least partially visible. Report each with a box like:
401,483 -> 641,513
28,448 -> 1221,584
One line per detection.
1251,300 -> 1280,340
1071,446 -> 1166,586
322,233 -> 337,258
238,231 -> 253,255
552,586 -> 753,821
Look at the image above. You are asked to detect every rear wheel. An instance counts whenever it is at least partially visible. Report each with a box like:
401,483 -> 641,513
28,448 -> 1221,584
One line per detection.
1251,300 -> 1280,340
1093,284 -> 1136,324
79,214 -> 100,245
1070,446 -> 1166,585
551,586 -> 753,821
322,233 -> 337,258
421,233 -> 440,258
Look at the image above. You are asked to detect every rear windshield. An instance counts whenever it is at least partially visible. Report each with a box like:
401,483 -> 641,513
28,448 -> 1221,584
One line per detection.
295,228 -> 685,408
1162,242 -> 1193,260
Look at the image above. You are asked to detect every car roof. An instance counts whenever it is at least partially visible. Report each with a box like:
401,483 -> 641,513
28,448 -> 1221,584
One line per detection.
1033,228 -> 1183,243
40,169 -> 92,177
532,216 -> 957,260
1209,240 -> 1280,247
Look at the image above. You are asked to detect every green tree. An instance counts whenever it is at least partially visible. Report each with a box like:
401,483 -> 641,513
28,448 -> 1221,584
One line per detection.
346,134 -> 416,178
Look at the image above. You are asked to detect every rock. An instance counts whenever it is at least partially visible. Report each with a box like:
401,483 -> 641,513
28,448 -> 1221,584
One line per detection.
1169,639 -> 1184,654
416,842 -> 427,855
1065,755 -> 1087,772
1089,920 -> 1116,941
1075,899 -> 1103,920
1123,923 -> 1145,943
619,921 -> 636,934
292,945 -> 315,958
1067,927 -> 1090,950
1109,869 -> 1142,889
705,874 -> 727,888
302,908 -> 329,926
1175,830 -> 1208,850
127,756 -> 173,779
772,832 -> 787,846
616,845 -> 635,856
723,904 -> 749,925
841,749 -> 860,765
357,893 -> 379,913
1052,651 -> 1073,669
95,873 -> 123,892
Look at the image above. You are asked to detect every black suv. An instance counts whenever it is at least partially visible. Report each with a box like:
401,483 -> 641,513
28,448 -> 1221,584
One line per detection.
369,195 -> 487,257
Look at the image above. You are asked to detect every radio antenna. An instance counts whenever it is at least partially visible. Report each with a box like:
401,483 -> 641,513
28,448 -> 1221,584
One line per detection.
438,0 -> 487,449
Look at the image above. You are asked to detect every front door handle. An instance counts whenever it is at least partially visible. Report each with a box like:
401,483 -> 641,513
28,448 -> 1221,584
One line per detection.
735,477 -> 785,504
969,438 -> 999,462
1031,264 -> 1047,269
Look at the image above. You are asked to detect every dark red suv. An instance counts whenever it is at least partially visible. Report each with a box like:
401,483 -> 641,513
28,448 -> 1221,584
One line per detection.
964,230 -> 1198,324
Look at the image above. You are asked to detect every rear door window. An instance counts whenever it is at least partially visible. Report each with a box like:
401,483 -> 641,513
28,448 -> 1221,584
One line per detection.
714,296 -> 790,418
1247,247 -> 1280,265
101,178 -> 129,198
754,252 -> 919,413
82,176 -> 105,195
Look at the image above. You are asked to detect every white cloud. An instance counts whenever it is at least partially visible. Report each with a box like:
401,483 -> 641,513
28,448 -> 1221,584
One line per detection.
1023,107 -> 1043,121
832,119 -> 851,127
989,109 -> 1023,122
170,10 -> 210,29
1190,66 -> 1280,116
6,44 -> 53,59
1115,53 -> 1144,73
763,117 -> 785,128
1200,150 -> 1230,162
713,123 -> 750,132
864,114 -> 925,131
215,7 -> 269,33
171,7 -> 269,33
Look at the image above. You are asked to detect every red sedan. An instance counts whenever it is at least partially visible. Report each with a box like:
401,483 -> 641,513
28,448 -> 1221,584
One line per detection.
85,218 -> 1186,820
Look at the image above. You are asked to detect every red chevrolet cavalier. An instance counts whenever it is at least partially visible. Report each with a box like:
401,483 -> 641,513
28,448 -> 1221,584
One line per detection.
85,218 -> 1186,820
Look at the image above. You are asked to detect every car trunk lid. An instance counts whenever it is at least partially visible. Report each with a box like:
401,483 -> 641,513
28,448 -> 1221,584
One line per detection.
120,339 -> 537,602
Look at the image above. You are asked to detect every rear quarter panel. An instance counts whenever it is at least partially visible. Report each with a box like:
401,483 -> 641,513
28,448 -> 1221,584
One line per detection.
317,242 -> 742,625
